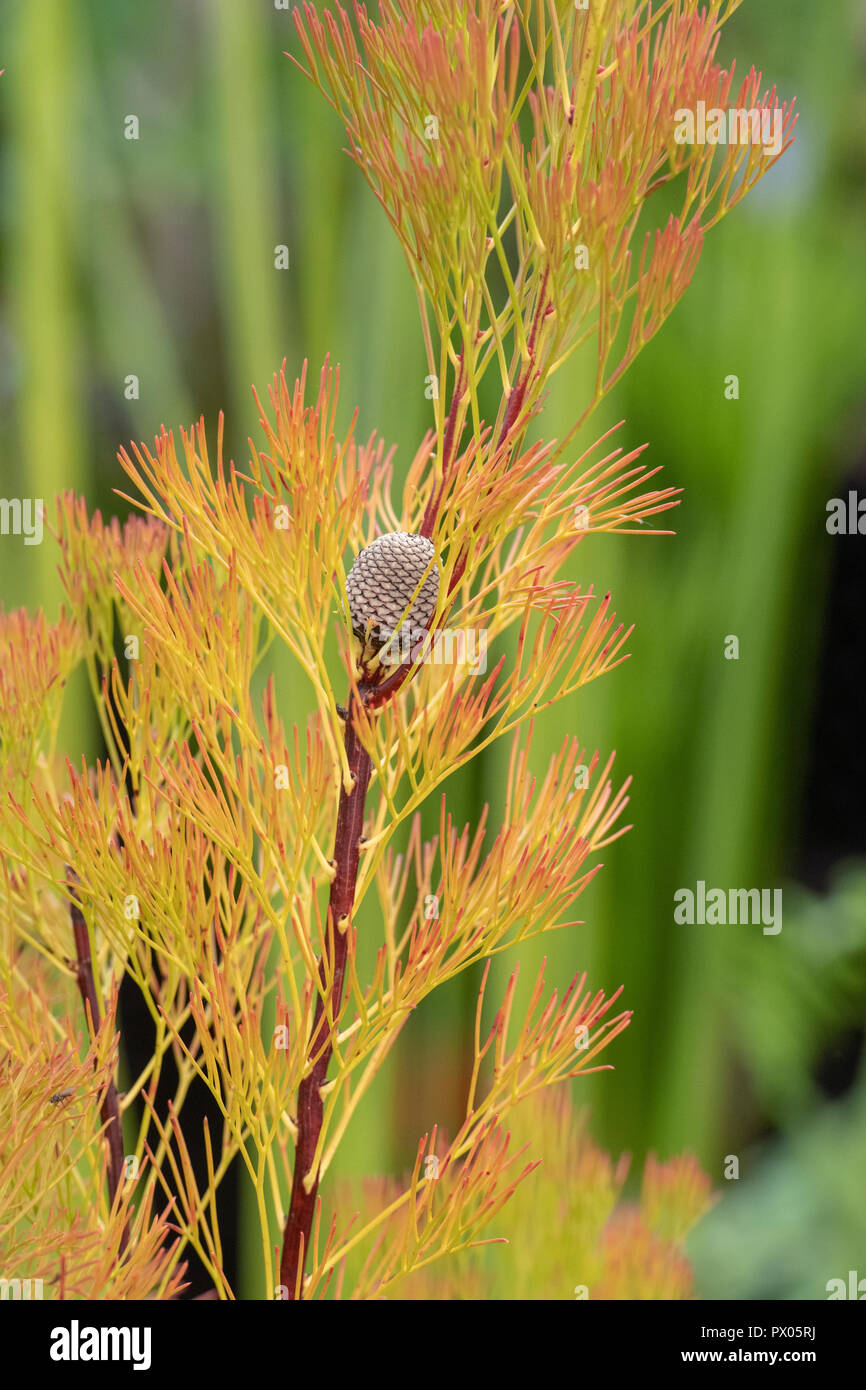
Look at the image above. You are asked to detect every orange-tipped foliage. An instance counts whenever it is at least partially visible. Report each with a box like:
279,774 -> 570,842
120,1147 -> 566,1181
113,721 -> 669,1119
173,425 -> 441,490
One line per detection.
0,0 -> 788,1298
325,1086 -> 716,1299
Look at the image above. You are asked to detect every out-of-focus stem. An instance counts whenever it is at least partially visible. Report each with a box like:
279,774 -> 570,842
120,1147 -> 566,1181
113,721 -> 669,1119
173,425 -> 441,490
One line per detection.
67,867 -> 129,1256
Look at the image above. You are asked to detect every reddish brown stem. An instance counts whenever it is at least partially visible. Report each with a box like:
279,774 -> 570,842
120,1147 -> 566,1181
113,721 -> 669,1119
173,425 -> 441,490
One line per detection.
279,692 -> 373,1298
67,868 -> 129,1256
423,279 -> 551,603
362,660 -> 414,710
279,282 -> 552,1297
495,271 -> 549,451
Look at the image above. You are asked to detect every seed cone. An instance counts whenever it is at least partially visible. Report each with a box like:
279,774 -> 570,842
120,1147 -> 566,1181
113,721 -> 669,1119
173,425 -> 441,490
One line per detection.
345,531 -> 439,648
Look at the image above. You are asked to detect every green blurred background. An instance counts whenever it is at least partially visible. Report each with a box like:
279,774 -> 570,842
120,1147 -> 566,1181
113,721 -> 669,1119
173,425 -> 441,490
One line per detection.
1,0 -> 865,1299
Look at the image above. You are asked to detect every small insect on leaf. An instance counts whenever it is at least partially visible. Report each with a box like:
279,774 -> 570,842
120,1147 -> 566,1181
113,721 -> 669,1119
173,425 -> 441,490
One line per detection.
48,1088 -> 77,1106
48,1087 -> 86,1121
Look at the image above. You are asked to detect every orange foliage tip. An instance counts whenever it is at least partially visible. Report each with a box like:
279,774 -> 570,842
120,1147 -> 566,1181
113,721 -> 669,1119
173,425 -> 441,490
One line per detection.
641,1151 -> 720,1243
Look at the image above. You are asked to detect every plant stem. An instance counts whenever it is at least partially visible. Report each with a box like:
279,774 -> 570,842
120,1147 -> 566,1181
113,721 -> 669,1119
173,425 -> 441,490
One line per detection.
278,310 -> 546,1290
279,690 -> 373,1298
67,867 -> 129,1256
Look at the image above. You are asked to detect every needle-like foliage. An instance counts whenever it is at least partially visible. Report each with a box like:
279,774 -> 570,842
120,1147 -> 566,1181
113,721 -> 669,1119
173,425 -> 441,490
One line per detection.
0,1 -> 791,1299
